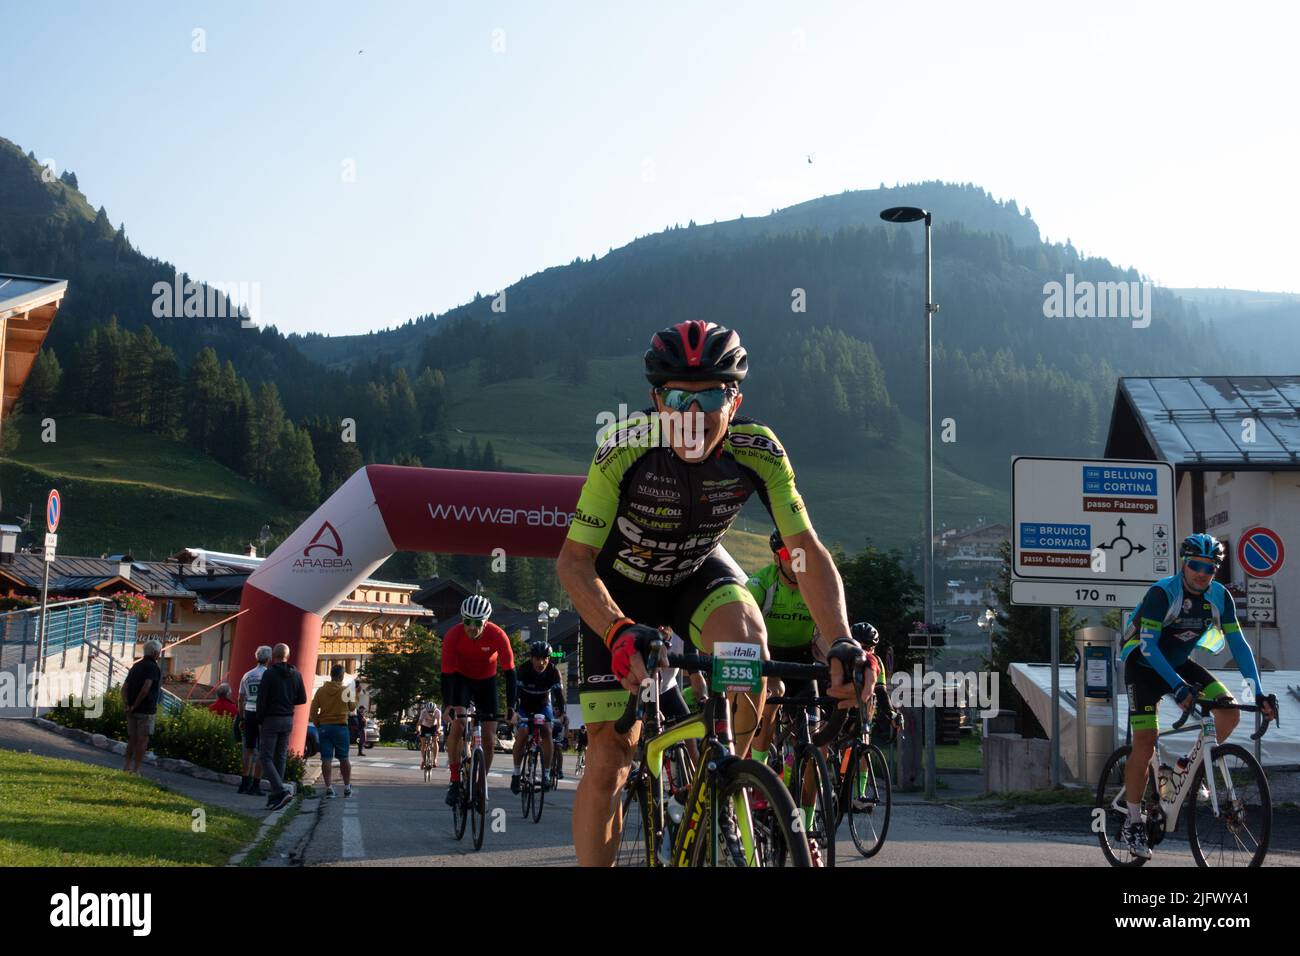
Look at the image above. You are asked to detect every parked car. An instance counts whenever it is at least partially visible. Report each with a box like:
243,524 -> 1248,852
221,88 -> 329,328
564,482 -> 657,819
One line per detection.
365,718 -> 380,746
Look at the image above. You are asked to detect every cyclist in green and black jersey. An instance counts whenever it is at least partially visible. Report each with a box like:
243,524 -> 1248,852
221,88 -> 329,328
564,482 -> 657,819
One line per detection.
558,321 -> 878,867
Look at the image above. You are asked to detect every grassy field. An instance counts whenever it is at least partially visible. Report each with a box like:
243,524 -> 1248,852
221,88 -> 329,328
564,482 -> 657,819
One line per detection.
440,358 -> 1006,553
934,733 -> 984,771
0,749 -> 259,866
0,414 -> 302,559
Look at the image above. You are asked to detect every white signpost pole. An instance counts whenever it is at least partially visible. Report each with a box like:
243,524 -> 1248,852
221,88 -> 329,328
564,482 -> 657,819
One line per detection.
1050,606 -> 1060,786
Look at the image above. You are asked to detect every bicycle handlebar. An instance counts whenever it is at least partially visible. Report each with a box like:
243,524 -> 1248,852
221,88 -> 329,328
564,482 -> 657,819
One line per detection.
1170,694 -> 1280,740
612,642 -> 870,736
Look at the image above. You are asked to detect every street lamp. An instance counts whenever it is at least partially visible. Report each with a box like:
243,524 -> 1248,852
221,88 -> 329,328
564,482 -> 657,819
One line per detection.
881,205 -> 939,799
537,600 -> 560,643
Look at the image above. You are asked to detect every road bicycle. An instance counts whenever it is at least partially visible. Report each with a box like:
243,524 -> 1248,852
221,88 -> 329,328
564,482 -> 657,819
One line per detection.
419,728 -> 438,781
449,702 -> 490,851
1096,694 -> 1279,867
765,690 -> 838,866
520,713 -> 549,823
613,640 -> 867,867
826,704 -> 894,859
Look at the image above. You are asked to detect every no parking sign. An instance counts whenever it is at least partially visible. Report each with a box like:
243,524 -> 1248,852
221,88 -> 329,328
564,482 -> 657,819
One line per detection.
1237,526 -> 1285,578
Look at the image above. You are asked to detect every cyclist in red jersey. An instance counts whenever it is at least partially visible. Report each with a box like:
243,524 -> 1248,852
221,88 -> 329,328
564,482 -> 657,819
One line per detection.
442,594 -> 517,806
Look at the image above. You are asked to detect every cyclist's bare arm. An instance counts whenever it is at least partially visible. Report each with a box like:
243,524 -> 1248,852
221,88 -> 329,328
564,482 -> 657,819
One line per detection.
783,528 -> 850,643
557,539 -> 622,637
558,538 -> 656,689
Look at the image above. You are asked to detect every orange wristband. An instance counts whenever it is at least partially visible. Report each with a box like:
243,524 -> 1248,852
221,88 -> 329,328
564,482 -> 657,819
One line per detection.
604,616 -> 634,648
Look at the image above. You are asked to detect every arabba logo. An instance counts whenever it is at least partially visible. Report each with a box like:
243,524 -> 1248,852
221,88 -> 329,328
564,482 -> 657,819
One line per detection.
293,520 -> 353,571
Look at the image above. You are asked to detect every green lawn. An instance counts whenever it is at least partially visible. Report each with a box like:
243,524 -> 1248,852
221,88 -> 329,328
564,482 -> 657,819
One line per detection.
934,733 -> 984,771
0,749 -> 259,866
0,414 -> 302,559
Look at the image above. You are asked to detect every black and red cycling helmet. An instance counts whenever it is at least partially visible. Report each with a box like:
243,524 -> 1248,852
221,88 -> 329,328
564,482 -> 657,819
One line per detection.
644,321 -> 748,386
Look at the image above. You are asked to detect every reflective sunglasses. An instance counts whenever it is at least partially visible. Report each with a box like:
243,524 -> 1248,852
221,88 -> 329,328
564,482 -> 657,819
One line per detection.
1185,558 -> 1218,575
655,386 -> 737,413
463,617 -> 486,629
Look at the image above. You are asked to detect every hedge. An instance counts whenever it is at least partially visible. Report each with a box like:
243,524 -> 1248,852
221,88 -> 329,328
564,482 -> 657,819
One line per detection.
49,692 -> 305,783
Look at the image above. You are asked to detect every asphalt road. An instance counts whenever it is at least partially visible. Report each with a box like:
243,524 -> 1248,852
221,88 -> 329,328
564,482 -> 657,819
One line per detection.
298,745 -> 1300,867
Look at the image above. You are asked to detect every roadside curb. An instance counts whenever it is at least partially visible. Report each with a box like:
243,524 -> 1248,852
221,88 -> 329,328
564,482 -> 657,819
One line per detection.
227,795 -> 318,866
287,795 -> 326,865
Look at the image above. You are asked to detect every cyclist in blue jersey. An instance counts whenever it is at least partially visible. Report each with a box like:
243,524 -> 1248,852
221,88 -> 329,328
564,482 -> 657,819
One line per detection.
1117,533 -> 1278,860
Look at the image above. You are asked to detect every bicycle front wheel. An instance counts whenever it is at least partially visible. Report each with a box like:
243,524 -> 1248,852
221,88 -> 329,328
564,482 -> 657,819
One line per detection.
846,742 -> 892,858
695,759 -> 813,868
615,770 -> 657,867
521,750 -> 535,819
1187,743 -> 1271,868
1095,745 -> 1153,867
451,776 -> 468,841
793,745 -> 837,867
531,749 -> 546,823
470,749 -> 487,850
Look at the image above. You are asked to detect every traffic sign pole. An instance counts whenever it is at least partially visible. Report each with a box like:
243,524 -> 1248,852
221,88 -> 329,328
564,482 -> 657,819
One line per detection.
32,554 -> 50,718
33,489 -> 60,717
1254,620 -> 1262,762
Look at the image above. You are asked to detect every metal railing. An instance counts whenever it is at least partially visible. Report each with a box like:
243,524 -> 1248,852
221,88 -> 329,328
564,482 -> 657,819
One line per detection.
0,596 -> 136,654
0,597 -> 183,715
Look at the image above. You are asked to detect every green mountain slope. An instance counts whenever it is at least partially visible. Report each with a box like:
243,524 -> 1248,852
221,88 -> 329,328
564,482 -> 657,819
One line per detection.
437,358 -> 1003,552
0,415 -> 301,558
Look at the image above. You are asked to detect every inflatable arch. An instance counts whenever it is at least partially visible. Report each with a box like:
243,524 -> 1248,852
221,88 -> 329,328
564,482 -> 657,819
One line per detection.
225,465 -> 584,754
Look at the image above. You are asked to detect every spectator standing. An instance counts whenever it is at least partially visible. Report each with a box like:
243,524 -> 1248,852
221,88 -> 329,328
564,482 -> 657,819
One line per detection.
354,703 -> 368,757
255,643 -> 306,811
237,646 -> 272,795
122,640 -> 163,774
209,682 -> 238,719
310,665 -> 356,798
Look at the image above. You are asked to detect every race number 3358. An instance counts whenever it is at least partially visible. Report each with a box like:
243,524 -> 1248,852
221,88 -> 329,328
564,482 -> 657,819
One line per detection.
711,642 -> 762,694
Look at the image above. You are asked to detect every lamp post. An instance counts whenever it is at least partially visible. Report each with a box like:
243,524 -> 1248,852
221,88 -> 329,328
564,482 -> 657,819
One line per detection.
536,601 -> 559,644
881,205 -> 938,799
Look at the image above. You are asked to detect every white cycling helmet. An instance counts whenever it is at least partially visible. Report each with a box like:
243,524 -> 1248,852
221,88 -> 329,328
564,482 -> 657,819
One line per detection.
461,594 -> 492,621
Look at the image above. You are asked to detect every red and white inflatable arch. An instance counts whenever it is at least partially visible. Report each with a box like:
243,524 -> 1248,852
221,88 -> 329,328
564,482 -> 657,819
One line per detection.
225,465 -> 584,754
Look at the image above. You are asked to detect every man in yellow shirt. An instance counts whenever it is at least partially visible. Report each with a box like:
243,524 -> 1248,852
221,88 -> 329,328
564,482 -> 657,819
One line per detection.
310,665 -> 358,798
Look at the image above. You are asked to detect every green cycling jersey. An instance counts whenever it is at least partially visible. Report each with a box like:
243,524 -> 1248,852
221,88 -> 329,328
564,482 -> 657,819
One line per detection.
745,563 -> 815,649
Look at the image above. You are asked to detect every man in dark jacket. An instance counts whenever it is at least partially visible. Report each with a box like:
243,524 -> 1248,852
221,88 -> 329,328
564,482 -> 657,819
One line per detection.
255,643 -> 307,811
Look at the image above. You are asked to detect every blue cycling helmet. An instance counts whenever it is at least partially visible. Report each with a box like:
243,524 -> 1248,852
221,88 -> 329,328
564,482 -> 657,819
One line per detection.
1180,533 -> 1225,564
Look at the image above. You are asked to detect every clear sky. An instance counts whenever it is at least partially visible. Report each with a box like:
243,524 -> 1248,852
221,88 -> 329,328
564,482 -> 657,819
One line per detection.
4,1 -> 1296,335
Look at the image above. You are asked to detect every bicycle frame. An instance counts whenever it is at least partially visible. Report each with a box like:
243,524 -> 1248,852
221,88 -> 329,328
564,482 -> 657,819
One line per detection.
629,671 -> 759,867
1149,710 -> 1224,829
455,704 -> 482,780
